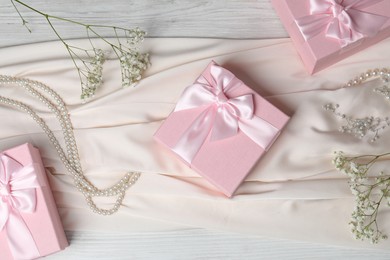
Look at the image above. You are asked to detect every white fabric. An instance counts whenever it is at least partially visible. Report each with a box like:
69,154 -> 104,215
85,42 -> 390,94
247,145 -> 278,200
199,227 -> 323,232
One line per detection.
1,37 -> 390,250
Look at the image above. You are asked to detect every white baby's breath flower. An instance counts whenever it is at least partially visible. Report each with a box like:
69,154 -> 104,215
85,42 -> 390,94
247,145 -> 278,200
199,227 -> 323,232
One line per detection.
126,27 -> 146,46
119,50 -> 150,88
333,151 -> 390,243
81,49 -> 105,100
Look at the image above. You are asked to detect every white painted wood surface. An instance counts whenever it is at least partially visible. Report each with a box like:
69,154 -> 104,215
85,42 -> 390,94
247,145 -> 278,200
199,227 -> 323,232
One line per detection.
54,230 -> 390,260
1,1 -> 390,259
0,0 -> 288,48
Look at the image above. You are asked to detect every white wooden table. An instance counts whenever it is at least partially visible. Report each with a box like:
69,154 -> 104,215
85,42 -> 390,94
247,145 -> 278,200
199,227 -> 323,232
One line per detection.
1,1 -> 390,259
0,0 -> 288,47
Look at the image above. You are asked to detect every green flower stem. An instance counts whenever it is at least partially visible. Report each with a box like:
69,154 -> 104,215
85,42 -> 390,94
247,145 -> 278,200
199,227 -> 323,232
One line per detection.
14,0 -> 87,27
11,0 -> 31,32
13,0 -> 143,39
12,0 -> 92,87
11,0 -> 150,100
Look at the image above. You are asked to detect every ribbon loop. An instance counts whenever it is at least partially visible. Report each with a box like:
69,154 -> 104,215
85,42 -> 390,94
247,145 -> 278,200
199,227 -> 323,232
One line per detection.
0,153 -> 41,259
296,0 -> 388,46
172,64 -> 280,164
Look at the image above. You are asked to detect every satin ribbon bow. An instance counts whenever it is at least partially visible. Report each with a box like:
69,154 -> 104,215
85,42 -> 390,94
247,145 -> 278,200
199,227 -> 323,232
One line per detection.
0,154 -> 41,260
295,0 -> 388,46
171,64 -> 280,164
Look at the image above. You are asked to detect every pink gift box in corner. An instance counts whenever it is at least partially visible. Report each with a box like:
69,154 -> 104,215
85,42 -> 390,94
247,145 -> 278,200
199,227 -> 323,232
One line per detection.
154,61 -> 290,197
0,143 -> 68,260
271,0 -> 390,74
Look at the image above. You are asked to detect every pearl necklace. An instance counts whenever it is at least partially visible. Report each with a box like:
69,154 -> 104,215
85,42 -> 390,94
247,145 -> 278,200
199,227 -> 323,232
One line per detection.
0,75 -> 140,215
343,68 -> 390,87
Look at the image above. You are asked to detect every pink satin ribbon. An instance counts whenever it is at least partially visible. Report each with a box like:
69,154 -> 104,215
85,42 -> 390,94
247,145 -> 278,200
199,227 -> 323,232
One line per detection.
295,0 -> 388,46
0,154 -> 41,260
172,64 -> 280,164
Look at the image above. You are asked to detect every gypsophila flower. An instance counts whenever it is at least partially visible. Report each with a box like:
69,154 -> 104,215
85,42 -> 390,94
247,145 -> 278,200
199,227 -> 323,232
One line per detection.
125,27 -> 147,46
333,151 -> 347,169
12,0 -> 150,101
332,151 -> 369,178
323,104 -> 390,142
333,151 -> 390,243
119,50 -> 150,88
81,49 -> 105,100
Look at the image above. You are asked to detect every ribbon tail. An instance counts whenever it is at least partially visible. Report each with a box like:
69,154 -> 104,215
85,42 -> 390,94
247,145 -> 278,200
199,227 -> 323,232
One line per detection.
6,209 -> 40,260
347,9 -> 388,37
210,108 -> 239,141
0,201 -> 10,231
239,116 -> 280,151
172,107 -> 216,164
348,0 -> 385,9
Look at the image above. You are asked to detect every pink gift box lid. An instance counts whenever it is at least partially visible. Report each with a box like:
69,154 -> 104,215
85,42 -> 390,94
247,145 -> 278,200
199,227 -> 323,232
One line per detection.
0,143 -> 68,260
271,0 -> 390,74
154,62 -> 290,197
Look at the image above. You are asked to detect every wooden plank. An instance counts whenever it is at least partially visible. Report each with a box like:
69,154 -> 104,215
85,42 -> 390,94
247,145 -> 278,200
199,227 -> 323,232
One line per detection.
0,0 -> 288,48
49,230 -> 390,259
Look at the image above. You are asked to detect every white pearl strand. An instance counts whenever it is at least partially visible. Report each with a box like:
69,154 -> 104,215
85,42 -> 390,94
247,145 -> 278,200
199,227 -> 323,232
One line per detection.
343,68 -> 390,87
343,67 -> 390,102
0,75 -> 140,215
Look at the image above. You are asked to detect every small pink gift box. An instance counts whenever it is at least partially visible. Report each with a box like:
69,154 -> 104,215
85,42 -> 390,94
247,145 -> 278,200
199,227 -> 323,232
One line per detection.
271,0 -> 390,74
0,143 -> 68,260
154,61 -> 289,197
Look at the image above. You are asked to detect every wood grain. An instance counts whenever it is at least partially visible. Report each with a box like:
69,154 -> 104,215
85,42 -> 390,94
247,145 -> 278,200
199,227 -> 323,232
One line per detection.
50,230 -> 390,260
0,0 -> 288,48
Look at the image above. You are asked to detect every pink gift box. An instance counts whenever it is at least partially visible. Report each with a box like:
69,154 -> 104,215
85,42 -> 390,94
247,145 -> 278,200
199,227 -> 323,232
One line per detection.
0,143 -> 68,260
271,0 -> 390,74
154,62 -> 289,197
